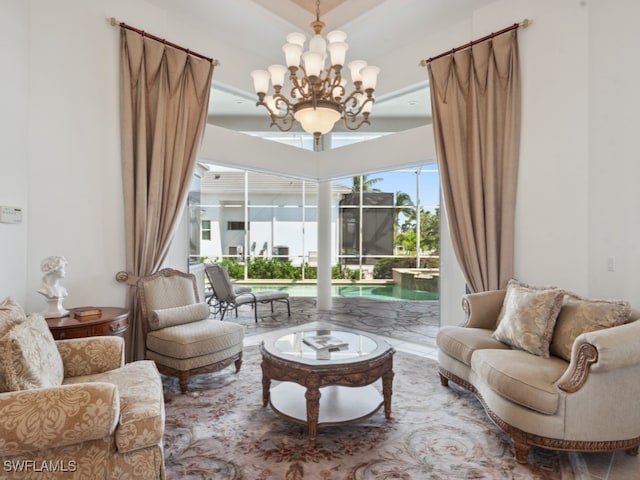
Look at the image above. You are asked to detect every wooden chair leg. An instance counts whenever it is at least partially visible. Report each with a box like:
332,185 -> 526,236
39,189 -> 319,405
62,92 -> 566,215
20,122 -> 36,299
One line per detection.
513,441 -> 530,464
179,371 -> 189,394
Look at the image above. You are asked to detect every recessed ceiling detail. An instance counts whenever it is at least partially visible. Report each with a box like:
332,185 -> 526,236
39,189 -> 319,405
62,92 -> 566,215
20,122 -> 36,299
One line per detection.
290,0 -> 346,16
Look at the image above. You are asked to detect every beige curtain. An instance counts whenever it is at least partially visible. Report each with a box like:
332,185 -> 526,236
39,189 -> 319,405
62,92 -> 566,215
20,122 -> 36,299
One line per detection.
119,29 -> 214,361
427,31 -> 521,293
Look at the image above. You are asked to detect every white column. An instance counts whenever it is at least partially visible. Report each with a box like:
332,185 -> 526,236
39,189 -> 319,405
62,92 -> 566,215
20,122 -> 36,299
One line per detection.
317,180 -> 332,310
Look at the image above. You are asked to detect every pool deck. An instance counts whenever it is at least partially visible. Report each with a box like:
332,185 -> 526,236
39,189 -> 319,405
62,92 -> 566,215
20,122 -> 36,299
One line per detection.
217,295 -> 440,350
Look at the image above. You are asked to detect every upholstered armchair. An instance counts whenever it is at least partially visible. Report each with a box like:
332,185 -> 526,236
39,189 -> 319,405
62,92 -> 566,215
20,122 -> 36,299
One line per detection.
137,268 -> 244,393
0,298 -> 165,479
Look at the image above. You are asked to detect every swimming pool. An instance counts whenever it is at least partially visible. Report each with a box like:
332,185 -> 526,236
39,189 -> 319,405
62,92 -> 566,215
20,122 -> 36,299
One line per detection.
241,284 -> 438,301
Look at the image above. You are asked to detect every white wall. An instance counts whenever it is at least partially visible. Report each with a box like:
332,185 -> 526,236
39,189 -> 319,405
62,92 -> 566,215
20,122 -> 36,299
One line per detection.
588,0 -> 640,304
0,1 -> 29,304
4,0 -> 640,317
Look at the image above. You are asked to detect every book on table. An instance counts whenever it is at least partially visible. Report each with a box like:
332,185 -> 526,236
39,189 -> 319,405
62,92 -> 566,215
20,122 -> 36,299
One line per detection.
303,334 -> 349,351
73,307 -> 102,318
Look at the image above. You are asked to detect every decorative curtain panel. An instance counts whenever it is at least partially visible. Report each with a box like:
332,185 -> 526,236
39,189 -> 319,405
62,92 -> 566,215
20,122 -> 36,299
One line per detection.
427,31 -> 521,293
120,29 -> 214,361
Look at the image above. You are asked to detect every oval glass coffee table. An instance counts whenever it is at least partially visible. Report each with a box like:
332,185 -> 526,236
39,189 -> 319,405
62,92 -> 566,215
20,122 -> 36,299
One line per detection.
260,326 -> 395,447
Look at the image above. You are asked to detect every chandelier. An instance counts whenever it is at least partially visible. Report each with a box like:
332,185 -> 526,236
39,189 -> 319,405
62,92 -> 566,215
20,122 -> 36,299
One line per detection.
250,0 -> 380,144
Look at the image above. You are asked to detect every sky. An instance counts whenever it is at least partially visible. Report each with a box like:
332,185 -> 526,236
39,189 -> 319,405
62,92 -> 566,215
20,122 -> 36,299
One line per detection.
335,164 -> 440,212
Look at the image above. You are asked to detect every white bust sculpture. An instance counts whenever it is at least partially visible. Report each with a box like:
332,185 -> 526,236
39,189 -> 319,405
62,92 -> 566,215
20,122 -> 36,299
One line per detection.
37,256 -> 68,299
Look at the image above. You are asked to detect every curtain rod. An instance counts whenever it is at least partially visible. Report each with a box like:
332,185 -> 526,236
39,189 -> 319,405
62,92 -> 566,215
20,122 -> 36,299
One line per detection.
419,18 -> 531,66
107,17 -> 219,66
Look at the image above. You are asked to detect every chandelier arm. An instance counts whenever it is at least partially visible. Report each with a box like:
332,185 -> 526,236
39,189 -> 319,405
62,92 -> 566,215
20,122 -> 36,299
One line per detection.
255,97 -> 292,121
256,103 -> 296,131
341,93 -> 374,117
341,115 -> 371,131
289,68 -> 314,101
269,116 -> 296,132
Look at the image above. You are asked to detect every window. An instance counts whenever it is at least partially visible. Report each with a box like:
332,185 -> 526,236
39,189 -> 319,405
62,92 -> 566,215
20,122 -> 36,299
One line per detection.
227,221 -> 245,231
201,220 -> 211,240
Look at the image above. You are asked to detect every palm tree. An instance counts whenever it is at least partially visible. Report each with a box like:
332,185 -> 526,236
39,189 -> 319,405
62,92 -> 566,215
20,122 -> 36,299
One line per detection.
393,190 -> 414,232
351,174 -> 383,192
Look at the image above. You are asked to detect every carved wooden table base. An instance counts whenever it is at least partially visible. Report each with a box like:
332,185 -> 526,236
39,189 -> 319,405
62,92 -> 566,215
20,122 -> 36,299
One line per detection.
260,332 -> 395,447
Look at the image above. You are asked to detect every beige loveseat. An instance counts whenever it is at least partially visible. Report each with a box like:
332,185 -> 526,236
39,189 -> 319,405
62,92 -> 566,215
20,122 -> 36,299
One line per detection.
0,298 -> 165,479
437,280 -> 640,464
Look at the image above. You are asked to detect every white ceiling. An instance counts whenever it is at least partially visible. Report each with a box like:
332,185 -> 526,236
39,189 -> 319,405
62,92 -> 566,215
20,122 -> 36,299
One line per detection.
144,0 -> 499,130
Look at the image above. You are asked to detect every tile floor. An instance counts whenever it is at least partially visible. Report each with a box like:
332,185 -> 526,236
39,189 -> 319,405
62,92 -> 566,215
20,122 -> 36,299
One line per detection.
233,296 -> 639,480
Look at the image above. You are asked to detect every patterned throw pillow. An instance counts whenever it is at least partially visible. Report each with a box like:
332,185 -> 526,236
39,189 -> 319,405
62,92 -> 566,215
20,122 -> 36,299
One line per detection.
0,297 -> 26,338
0,297 -> 27,392
492,280 -> 565,358
550,294 -> 630,361
0,313 -> 64,391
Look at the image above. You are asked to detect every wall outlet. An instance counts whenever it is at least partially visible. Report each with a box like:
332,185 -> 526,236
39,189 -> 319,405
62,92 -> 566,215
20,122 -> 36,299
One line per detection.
606,257 -> 615,272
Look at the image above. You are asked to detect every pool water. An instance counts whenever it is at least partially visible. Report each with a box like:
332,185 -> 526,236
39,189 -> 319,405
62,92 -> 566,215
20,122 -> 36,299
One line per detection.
242,284 -> 438,301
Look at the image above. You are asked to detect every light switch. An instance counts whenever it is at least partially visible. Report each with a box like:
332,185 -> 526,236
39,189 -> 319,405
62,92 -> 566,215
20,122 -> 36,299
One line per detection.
0,206 -> 23,224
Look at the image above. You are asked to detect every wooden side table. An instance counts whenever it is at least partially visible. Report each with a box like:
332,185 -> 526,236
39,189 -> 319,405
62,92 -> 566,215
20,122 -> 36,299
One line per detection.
46,307 -> 129,340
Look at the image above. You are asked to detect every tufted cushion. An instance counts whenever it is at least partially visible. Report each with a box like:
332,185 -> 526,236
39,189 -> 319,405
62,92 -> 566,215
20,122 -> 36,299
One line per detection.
0,314 -> 64,391
492,280 -> 565,358
146,319 -> 243,359
550,294 -> 631,361
149,302 -> 210,330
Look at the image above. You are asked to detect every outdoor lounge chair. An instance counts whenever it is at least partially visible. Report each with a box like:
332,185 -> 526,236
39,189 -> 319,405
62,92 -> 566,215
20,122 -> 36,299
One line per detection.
204,264 -> 252,317
205,264 -> 291,322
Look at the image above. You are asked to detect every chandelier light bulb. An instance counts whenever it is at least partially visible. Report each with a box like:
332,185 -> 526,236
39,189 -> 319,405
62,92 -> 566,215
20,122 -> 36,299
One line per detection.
265,95 -> 277,113
360,65 -> 381,91
347,60 -> 368,84
250,69 -> 270,94
326,30 -> 347,44
309,34 -> 327,56
268,64 -> 288,88
327,41 -> 348,67
283,43 -> 303,68
286,32 -> 306,47
302,51 -> 324,78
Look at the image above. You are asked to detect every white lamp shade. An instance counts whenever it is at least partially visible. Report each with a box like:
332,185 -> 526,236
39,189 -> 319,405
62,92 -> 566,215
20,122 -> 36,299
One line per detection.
327,41 -> 348,66
309,34 -> 327,55
362,96 -> 374,113
348,60 -> 368,83
286,32 -> 306,47
294,104 -> 341,135
360,65 -> 380,90
326,30 -> 347,43
250,70 -> 270,94
268,64 -> 288,87
282,43 -> 303,68
302,51 -> 324,77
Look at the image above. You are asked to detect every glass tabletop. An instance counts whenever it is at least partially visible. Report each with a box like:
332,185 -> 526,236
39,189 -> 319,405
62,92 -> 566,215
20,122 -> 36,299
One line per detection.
263,327 -> 390,366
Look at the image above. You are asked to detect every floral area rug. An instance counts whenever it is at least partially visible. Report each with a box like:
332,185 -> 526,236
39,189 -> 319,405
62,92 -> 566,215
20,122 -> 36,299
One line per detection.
163,346 -> 577,479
